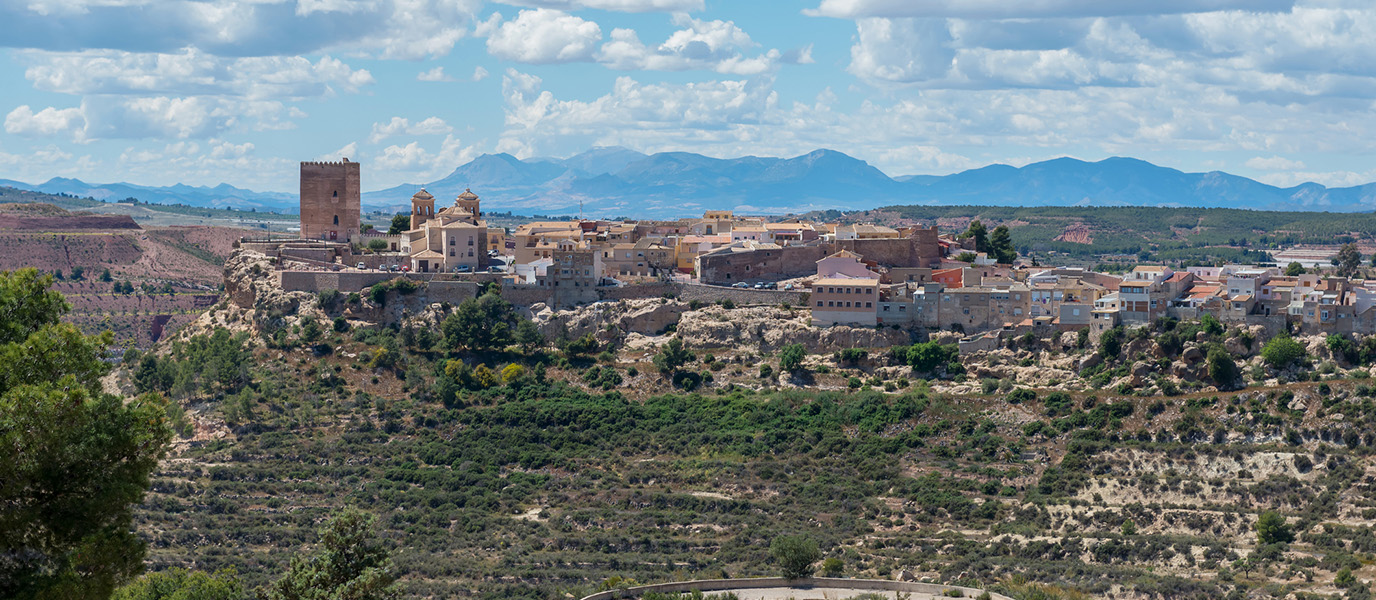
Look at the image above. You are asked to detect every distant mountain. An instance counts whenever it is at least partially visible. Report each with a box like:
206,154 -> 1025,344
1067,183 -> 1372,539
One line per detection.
0,177 -> 296,212
363,149 -> 1376,218
8,149 -> 1376,218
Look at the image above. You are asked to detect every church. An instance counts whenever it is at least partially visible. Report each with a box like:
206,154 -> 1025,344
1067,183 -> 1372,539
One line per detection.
399,188 -> 490,273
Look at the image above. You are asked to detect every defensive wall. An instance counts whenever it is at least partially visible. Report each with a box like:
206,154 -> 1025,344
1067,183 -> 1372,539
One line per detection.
576,577 -> 1012,600
697,232 -> 944,286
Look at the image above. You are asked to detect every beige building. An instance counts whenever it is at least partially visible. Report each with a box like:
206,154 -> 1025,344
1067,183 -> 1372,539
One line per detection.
811,276 -> 881,326
399,188 -> 488,273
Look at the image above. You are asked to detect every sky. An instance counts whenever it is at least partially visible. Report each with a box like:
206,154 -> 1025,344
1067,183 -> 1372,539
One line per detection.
2,0 -> 1375,194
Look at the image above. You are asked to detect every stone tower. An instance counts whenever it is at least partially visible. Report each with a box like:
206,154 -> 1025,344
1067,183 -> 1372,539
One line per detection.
455,188 -> 480,221
410,189 -> 435,230
299,159 -> 361,242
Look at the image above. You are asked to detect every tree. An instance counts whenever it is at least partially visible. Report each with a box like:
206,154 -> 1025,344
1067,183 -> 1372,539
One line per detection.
962,220 -> 989,252
259,508 -> 396,600
386,214 -> 410,235
441,293 -> 518,352
1099,326 -> 1124,360
0,268 -> 173,600
366,239 -> 388,252
905,341 -> 956,374
1255,510 -> 1294,545
955,251 -> 977,263
513,319 -> 543,353
779,343 -> 806,373
1261,335 -> 1306,370
113,568 -> 242,600
989,225 -> 1017,264
99,268 -> 113,282
1207,346 -> 1240,389
1285,261 -> 1305,277
653,337 -> 695,375
1335,243 -> 1363,278
1200,314 -> 1224,336
770,535 -> 820,579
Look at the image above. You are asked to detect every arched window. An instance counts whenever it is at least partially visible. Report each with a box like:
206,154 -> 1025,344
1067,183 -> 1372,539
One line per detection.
332,190 -> 337,198
333,215 -> 339,225
449,236 -> 455,246
467,237 -> 474,246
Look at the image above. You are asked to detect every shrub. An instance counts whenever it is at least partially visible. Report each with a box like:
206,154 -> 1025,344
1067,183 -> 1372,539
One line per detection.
779,344 -> 806,373
759,364 -> 773,379
770,535 -> 820,579
1006,388 -> 1036,404
1261,336 -> 1306,370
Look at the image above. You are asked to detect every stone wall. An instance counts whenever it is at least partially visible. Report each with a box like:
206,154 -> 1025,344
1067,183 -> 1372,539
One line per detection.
576,577 -> 1012,600
697,245 -> 829,285
279,271 -> 396,293
675,283 -> 807,306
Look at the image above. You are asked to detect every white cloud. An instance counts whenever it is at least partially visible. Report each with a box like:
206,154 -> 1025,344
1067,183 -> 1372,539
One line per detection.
504,0 -> 703,12
472,66 -> 489,81
374,134 -> 481,178
1246,156 -> 1307,170
2,0 -> 482,60
486,9 -> 602,64
368,116 -> 454,143
596,14 -> 801,75
316,143 -> 358,162
417,66 -> 455,82
805,0 -> 1294,19
4,104 -> 86,139
847,18 -> 954,83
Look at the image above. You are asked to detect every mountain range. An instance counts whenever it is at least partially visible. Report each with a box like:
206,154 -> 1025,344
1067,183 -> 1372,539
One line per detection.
5,149 -> 1376,218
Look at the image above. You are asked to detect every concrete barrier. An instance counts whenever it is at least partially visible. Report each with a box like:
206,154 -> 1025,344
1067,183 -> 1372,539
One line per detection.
576,577 -> 1012,600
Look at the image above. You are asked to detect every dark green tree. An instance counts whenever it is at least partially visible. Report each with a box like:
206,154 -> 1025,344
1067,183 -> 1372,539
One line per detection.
1284,261 -> 1305,276
653,337 -> 694,375
0,268 -> 173,600
779,343 -> 806,373
770,535 -> 820,579
988,225 -> 1017,264
1207,345 -> 1239,389
905,341 -> 956,374
1099,326 -> 1124,360
366,239 -> 388,252
962,220 -> 989,252
1255,510 -> 1294,545
441,293 -> 518,352
513,319 -> 543,353
259,508 -> 396,600
386,214 -> 410,235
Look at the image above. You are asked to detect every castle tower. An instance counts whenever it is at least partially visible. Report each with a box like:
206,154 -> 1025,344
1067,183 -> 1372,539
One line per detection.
410,189 -> 435,230
455,188 -> 480,222
299,159 -> 361,242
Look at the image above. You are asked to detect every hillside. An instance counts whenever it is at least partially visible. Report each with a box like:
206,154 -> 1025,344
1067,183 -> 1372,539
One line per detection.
0,201 -> 252,347
108,253 -> 1376,600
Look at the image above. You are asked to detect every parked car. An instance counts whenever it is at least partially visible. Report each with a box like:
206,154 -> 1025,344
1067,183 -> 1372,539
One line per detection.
765,282 -> 778,289
731,282 -> 749,288
783,283 -> 794,291
753,282 -> 765,289
400,266 -> 410,272
356,262 -> 366,270
455,264 -> 472,273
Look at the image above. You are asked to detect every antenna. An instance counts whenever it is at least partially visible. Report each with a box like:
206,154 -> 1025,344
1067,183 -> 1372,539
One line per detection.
579,199 -> 584,220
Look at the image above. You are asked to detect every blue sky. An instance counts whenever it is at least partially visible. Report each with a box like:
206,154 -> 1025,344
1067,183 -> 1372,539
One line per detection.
2,0 -> 1374,194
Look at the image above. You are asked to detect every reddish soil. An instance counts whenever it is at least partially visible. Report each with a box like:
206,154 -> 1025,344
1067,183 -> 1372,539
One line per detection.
1054,224 -> 1094,244
0,214 -> 140,231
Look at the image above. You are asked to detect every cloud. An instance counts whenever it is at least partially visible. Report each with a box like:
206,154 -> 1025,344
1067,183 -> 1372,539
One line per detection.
374,134 -> 481,178
0,0 -> 481,60
805,0 -> 1295,19
316,143 -> 358,162
504,0 -> 704,12
368,116 -> 455,143
23,49 -> 375,99
596,14 -> 801,75
1246,156 -> 1307,171
847,18 -> 954,84
472,66 -> 490,81
5,105 -> 86,139
486,9 -> 602,64
417,66 -> 456,82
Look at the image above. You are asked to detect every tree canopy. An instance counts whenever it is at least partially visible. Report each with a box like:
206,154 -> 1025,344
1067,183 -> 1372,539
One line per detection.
259,508 -> 396,600
0,268 -> 172,600
386,214 -> 410,235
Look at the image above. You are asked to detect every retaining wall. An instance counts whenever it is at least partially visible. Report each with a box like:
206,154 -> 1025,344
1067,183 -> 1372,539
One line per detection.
577,577 -> 1012,600
675,283 -> 807,307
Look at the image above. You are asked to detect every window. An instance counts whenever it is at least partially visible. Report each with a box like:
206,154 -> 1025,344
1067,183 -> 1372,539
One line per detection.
333,215 -> 339,225
899,305 -> 906,312
866,288 -> 873,294
332,191 -> 338,198
449,250 -> 454,257
817,301 -> 823,307
828,301 -> 834,307
865,302 -> 872,308
450,237 -> 455,246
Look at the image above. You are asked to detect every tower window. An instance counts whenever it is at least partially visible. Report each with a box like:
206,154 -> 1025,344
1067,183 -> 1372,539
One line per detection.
332,191 -> 338,198
333,215 -> 338,225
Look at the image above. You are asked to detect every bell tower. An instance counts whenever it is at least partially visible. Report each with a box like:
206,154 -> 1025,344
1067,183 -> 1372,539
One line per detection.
410,189 -> 435,230
455,188 -> 480,222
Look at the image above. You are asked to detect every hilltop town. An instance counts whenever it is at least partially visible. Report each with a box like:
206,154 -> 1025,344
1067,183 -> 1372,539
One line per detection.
261,160 -> 1370,352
